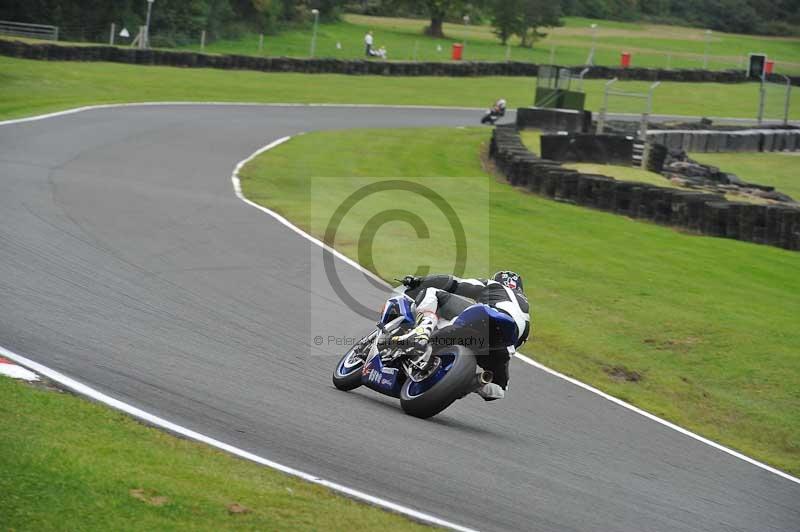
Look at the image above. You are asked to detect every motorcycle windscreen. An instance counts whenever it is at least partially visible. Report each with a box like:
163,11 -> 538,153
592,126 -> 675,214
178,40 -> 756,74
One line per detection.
379,295 -> 415,326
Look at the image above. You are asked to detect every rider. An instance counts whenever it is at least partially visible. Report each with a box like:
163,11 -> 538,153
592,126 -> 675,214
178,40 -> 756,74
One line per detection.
493,98 -> 507,117
392,271 -> 530,401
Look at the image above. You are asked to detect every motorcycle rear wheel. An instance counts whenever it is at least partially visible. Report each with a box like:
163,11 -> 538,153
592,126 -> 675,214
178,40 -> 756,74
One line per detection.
399,345 -> 477,419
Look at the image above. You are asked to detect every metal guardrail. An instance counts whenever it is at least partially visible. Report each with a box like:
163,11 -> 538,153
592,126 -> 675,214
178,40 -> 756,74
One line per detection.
598,78 -> 661,140
0,20 -> 58,41
758,74 -> 792,126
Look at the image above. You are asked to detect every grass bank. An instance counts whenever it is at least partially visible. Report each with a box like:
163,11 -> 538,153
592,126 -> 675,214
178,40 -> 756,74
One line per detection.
0,376 -> 427,531
2,56 -> 799,122
691,151 -> 800,200
239,126 -> 800,475
175,14 -> 800,73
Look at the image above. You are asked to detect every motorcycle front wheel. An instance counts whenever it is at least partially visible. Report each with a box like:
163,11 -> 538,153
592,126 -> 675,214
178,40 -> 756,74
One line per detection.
399,345 -> 477,419
332,332 -> 375,391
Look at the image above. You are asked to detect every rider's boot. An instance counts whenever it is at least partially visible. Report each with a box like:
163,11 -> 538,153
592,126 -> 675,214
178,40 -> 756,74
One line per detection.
476,383 -> 505,401
391,312 -> 438,350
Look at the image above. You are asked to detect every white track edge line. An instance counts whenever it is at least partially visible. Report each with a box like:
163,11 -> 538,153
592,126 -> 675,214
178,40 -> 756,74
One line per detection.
2,102 -> 791,128
233,137 -> 800,487
0,102 -> 485,127
231,136 -> 387,286
0,344 -> 478,532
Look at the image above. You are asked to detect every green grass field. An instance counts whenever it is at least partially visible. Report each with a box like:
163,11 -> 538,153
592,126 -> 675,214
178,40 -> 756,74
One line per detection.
2,56 -> 798,122
239,126 -> 800,476
0,377 -> 426,531
174,14 -> 800,74
692,152 -> 800,200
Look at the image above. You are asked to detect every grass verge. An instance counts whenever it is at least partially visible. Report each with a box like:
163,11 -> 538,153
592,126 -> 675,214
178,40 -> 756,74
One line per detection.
174,14 -> 800,73
239,126 -> 800,476
691,151 -> 800,200
2,56 -> 799,122
0,376 -> 428,531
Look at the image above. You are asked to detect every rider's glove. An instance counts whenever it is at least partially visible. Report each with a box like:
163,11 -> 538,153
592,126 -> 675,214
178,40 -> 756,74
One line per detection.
401,275 -> 422,289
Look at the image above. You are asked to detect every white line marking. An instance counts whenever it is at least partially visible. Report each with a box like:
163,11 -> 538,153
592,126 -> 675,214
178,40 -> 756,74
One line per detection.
0,345 -> 478,532
233,136 -> 800,487
510,354 -> 800,485
0,358 -> 40,381
0,101 -> 484,127
1,101 -> 792,128
231,136 -> 387,286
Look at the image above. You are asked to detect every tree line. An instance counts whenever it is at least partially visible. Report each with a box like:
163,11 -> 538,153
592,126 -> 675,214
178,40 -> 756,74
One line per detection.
1,0 -> 797,47
0,0 -> 342,45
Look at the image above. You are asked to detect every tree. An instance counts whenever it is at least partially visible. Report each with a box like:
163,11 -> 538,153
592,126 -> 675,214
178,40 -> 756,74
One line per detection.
423,0 -> 458,37
489,0 -> 562,47
517,0 -> 562,47
491,0 -> 524,45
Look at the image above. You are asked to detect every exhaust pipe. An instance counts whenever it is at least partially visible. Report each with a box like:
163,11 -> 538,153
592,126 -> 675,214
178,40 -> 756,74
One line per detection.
460,370 -> 494,399
473,370 -> 493,389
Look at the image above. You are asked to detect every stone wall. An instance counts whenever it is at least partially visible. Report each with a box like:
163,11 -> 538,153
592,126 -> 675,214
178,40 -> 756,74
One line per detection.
2,38 -> 799,85
490,125 -> 800,251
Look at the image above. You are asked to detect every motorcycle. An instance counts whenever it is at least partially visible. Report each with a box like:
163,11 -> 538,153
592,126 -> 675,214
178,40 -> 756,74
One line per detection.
332,281 -> 518,418
481,106 -> 506,125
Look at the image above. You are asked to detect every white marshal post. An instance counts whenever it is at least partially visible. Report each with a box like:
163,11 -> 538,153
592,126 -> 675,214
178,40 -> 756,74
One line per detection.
586,23 -> 598,66
309,9 -> 319,57
144,0 -> 155,48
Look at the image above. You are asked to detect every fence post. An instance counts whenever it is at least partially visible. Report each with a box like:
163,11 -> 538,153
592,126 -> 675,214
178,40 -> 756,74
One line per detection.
505,43 -> 510,62
758,76 -> 766,125
54,26 -> 59,41
109,23 -> 115,45
666,53 -> 671,69
781,75 -> 792,126
598,78 -> 617,134
549,45 -> 555,64
200,30 -> 206,51
641,81 -> 660,141
258,33 -> 264,54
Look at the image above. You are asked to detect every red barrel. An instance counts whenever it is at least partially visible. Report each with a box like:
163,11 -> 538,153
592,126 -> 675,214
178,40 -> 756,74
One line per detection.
765,60 -> 774,74
452,43 -> 463,61
621,52 -> 631,68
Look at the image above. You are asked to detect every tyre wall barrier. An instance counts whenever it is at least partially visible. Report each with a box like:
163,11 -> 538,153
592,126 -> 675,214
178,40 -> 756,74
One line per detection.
540,133 -> 633,165
645,129 -> 800,154
490,126 -> 800,251
516,108 -> 592,132
2,38 -> 799,85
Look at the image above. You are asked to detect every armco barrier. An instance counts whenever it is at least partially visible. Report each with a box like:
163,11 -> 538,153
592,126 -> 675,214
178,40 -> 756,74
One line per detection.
1,38 -> 799,85
490,125 -> 800,251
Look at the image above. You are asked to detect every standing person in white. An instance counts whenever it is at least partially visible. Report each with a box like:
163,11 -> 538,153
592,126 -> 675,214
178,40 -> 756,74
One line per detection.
364,30 -> 374,57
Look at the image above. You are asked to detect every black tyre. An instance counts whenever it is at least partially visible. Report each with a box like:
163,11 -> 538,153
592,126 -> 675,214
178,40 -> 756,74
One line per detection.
399,346 -> 477,419
332,333 -> 374,391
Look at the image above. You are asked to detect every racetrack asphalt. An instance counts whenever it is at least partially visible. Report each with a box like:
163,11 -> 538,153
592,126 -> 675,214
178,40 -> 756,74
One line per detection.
1,104 -> 798,532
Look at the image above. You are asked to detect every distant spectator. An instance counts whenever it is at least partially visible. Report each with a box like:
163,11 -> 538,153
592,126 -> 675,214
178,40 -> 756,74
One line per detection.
364,30 -> 374,57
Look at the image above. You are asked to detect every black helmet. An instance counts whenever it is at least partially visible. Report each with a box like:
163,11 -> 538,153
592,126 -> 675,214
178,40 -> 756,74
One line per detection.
493,271 -> 523,293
